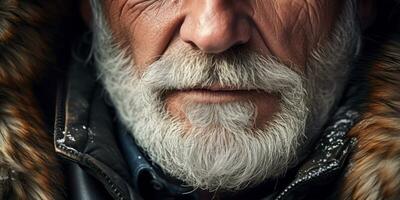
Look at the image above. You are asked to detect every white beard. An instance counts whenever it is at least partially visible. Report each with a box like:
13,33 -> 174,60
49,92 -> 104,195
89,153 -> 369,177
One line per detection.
90,0 -> 360,192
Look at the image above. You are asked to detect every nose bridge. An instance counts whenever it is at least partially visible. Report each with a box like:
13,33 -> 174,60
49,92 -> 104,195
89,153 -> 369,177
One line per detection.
198,0 -> 232,30
180,0 -> 250,54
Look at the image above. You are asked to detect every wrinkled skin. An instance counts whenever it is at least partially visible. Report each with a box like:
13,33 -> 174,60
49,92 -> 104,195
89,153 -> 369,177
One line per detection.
102,0 -> 342,67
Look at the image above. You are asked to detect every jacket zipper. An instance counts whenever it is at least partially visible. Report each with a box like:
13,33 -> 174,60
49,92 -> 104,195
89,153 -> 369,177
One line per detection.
274,161 -> 339,200
54,80 -> 66,140
275,110 -> 359,200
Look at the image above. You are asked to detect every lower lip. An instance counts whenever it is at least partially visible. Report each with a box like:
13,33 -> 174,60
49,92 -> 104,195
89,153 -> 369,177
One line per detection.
167,89 -> 267,104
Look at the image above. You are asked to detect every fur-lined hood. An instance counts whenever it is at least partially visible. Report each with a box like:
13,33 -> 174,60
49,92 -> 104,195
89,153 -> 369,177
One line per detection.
0,1 -> 399,199
0,1 -> 69,199
343,39 -> 400,199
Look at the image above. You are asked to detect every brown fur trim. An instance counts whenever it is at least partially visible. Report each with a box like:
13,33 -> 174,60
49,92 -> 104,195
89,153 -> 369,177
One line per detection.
343,40 -> 400,199
0,1 -> 68,199
0,0 -> 63,86
0,88 -> 63,199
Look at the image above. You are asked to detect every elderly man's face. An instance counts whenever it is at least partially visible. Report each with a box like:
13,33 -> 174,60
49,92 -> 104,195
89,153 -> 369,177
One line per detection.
91,0 -> 361,192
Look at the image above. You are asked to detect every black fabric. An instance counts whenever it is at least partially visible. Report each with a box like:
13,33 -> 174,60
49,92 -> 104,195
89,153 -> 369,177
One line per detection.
116,124 -> 198,200
54,60 -> 137,200
66,162 -> 112,200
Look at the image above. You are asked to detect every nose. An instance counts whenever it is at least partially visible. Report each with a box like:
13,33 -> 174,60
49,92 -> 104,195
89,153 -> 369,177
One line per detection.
180,0 -> 251,54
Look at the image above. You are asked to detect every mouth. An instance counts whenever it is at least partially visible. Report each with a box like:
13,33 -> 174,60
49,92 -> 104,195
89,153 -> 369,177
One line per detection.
163,84 -> 281,127
165,84 -> 270,104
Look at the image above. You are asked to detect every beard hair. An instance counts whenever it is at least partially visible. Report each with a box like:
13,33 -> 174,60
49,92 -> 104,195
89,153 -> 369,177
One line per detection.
90,0 -> 360,192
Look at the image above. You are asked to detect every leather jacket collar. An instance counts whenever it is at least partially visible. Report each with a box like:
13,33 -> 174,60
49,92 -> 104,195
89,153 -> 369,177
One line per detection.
116,122 -> 198,199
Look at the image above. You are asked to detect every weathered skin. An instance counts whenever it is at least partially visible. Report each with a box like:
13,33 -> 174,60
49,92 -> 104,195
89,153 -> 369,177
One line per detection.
101,0 -> 342,68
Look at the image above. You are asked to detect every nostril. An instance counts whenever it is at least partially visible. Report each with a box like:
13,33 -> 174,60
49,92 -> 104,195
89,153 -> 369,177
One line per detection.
186,40 -> 199,50
233,39 -> 248,48
226,43 -> 249,55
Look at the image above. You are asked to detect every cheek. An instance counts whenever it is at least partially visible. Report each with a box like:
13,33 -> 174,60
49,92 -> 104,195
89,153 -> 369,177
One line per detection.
103,0 -> 184,69
251,0 -> 340,67
130,14 -> 183,68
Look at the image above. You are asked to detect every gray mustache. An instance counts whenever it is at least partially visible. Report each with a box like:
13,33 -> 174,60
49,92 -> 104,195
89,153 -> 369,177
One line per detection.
141,48 -> 303,94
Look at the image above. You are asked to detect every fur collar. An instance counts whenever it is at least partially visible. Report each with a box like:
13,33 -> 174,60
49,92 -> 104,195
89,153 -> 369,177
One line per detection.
0,1 -> 65,199
343,38 -> 400,199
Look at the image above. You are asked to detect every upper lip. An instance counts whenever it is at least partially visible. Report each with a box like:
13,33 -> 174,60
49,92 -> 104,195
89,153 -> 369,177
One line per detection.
205,84 -> 239,91
174,84 -> 260,92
